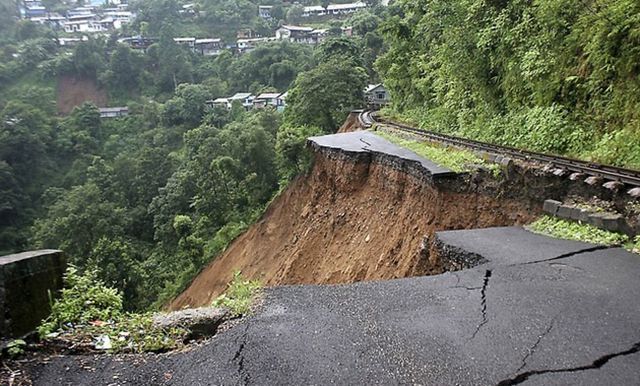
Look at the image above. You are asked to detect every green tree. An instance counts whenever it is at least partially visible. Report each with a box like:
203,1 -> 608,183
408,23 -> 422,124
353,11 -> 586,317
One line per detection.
285,58 -> 367,132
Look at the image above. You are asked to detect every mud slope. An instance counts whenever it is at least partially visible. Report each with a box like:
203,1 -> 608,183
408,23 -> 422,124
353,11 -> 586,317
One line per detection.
170,146 -> 539,310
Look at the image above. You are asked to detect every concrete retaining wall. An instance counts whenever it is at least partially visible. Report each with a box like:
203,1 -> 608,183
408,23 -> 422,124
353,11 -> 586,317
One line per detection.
0,250 -> 66,338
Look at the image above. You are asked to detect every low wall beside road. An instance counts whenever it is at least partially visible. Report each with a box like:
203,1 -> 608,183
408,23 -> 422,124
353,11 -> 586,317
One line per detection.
0,250 -> 66,338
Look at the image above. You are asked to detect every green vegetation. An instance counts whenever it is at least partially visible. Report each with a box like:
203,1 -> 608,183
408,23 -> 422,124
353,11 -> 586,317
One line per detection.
6,339 -> 26,358
377,0 -> 640,168
38,267 -> 187,353
213,271 -> 262,316
376,130 -> 499,174
528,216 -> 629,246
0,0 -> 382,311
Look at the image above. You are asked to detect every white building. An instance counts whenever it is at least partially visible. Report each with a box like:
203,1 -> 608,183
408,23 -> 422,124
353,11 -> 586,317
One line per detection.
302,5 -> 325,17
326,2 -> 367,15
237,37 -> 277,54
99,107 -> 129,118
276,25 -> 325,45
364,84 -> 391,108
258,5 -> 273,19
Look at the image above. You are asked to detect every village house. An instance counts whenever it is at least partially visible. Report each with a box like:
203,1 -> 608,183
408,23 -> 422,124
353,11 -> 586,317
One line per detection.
276,92 -> 288,112
253,93 -> 281,109
302,5 -> 325,17
99,107 -> 129,118
29,14 -> 66,28
275,25 -> 326,45
237,37 -> 277,54
207,91 -> 288,111
364,84 -> 391,108
326,2 -> 367,15
195,38 -> 223,56
118,36 -> 156,50
258,5 -> 273,19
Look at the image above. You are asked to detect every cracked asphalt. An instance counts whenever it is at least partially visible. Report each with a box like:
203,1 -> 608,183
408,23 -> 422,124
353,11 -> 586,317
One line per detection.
25,227 -> 640,385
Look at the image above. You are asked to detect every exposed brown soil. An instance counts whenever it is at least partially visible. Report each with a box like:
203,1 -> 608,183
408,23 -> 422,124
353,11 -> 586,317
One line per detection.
56,75 -> 108,115
170,149 -> 539,310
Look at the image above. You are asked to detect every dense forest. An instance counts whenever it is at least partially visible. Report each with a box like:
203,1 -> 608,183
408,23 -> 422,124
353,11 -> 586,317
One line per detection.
0,0 -> 381,310
377,0 -> 640,168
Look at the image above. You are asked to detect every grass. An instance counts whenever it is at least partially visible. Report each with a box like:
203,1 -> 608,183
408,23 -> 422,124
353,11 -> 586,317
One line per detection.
376,130 -> 500,175
527,216 -> 629,246
212,271 -> 262,316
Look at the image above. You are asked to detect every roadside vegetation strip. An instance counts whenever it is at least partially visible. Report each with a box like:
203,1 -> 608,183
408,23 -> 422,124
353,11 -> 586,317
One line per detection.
213,271 -> 263,317
375,130 -> 500,175
527,216 -> 630,248
37,266 -> 189,354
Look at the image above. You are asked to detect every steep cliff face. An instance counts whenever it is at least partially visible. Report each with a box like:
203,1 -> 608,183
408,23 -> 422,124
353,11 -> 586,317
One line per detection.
170,146 -> 539,310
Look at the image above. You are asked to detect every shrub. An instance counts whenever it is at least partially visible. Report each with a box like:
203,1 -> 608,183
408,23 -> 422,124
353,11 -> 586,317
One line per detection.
213,271 -> 262,316
38,266 -> 187,353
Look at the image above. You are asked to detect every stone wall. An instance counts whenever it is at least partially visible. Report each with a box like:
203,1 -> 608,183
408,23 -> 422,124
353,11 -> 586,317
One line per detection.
0,250 -> 66,338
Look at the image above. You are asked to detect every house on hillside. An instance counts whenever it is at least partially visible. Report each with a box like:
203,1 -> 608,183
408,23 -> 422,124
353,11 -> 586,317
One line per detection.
258,5 -> 273,19
99,107 -> 129,118
276,91 -> 288,112
207,98 -> 230,109
118,36 -> 156,50
237,37 -> 277,54
195,38 -> 223,56
253,93 -> 282,109
302,5 -> 325,17
364,84 -> 390,108
174,37 -> 196,49
326,2 -> 367,15
276,25 -> 325,45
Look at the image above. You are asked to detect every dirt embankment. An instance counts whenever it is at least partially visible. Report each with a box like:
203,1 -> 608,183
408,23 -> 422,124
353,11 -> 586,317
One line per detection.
170,147 -> 540,310
56,75 -> 108,115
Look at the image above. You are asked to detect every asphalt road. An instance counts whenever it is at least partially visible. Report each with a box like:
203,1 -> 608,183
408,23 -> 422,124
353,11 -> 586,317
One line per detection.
309,130 -> 457,178
26,227 -> 640,385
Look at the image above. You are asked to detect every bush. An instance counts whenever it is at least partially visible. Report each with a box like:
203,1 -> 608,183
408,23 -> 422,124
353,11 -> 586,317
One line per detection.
213,271 -> 262,316
38,266 -> 123,337
38,266 -> 187,353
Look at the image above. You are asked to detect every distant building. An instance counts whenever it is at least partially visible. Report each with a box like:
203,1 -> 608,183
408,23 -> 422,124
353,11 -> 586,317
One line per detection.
99,107 -> 129,118
276,25 -> 326,45
229,93 -> 255,110
326,2 -> 367,15
276,91 -> 288,112
237,37 -> 277,54
364,84 -> 390,108
258,5 -> 273,19
195,38 -> 223,56
207,91 -> 288,111
302,2 -> 367,17
253,93 -> 281,109
302,5 -> 325,17
118,36 -> 156,50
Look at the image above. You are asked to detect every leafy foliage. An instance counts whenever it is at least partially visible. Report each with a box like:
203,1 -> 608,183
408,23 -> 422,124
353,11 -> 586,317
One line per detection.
213,271 -> 262,316
377,0 -> 640,168
528,216 -> 629,246
38,266 -> 187,353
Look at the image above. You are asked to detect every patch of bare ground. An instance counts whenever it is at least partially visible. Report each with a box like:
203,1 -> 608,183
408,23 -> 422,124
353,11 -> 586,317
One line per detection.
56,75 -> 108,115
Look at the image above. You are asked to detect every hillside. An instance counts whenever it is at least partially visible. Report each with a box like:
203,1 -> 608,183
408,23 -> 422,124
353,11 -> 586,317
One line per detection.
170,130 -> 539,309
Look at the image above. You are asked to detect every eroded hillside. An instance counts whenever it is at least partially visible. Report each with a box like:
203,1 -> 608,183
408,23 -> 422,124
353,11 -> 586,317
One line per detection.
170,135 -> 540,310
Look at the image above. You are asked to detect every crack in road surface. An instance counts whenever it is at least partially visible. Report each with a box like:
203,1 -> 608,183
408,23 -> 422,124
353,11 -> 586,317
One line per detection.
496,340 -> 640,385
232,323 -> 251,385
515,318 -> 555,373
510,245 -> 611,267
470,270 -> 492,340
